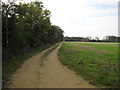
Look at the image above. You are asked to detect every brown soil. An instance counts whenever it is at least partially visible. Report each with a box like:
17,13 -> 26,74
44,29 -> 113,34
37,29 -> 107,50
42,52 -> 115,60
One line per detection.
68,43 -> 110,54
7,44 -> 97,88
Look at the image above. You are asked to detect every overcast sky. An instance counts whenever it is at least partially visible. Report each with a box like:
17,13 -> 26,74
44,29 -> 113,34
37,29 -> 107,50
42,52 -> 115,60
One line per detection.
4,0 -> 119,39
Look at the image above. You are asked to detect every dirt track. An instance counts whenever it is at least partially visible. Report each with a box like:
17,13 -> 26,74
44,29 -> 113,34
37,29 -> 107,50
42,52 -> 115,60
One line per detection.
7,44 -> 96,88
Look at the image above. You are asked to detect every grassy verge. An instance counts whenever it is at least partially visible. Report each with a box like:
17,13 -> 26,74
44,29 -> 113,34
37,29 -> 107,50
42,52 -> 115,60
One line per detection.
40,43 -> 60,66
58,42 -> 118,88
3,43 -> 56,87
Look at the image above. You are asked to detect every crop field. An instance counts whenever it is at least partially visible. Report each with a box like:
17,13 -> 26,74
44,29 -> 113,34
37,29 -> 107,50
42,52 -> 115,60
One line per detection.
58,42 -> 118,88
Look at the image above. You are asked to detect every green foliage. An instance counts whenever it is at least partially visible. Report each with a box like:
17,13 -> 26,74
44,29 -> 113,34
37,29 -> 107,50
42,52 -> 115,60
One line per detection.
2,1 -> 64,61
2,1 -> 64,87
58,42 -> 118,88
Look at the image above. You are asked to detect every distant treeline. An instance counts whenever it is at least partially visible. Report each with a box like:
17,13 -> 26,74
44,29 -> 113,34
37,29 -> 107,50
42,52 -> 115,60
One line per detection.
64,36 -> 119,42
2,1 -> 64,61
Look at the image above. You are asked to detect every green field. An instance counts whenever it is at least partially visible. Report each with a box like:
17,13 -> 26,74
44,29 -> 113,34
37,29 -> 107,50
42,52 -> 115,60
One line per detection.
58,42 -> 118,88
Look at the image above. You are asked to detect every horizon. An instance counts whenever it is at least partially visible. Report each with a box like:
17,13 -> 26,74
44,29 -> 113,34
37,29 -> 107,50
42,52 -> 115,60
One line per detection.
64,35 -> 119,40
2,0 -> 119,40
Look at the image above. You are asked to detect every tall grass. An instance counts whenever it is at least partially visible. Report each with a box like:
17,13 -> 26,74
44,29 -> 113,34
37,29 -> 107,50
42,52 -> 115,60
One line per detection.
58,42 -> 118,88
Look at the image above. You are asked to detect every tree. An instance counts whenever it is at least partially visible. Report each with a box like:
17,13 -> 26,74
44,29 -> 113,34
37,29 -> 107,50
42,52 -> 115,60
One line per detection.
95,37 -> 100,41
2,1 -> 64,61
105,36 -> 118,42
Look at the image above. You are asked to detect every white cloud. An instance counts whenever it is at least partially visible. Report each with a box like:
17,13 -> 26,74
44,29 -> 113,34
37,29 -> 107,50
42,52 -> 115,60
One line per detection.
41,0 -> 118,39
62,16 -> 118,39
3,0 -> 118,39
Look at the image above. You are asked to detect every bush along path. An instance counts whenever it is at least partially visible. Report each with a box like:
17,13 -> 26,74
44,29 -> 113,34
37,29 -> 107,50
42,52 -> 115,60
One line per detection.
6,43 -> 96,88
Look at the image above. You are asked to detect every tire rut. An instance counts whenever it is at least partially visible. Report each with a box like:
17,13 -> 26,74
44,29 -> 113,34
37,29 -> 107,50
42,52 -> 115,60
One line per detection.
7,43 -> 97,88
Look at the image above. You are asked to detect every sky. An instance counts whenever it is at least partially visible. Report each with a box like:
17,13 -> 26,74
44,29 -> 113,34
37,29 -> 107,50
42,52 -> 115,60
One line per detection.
3,0 -> 119,39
